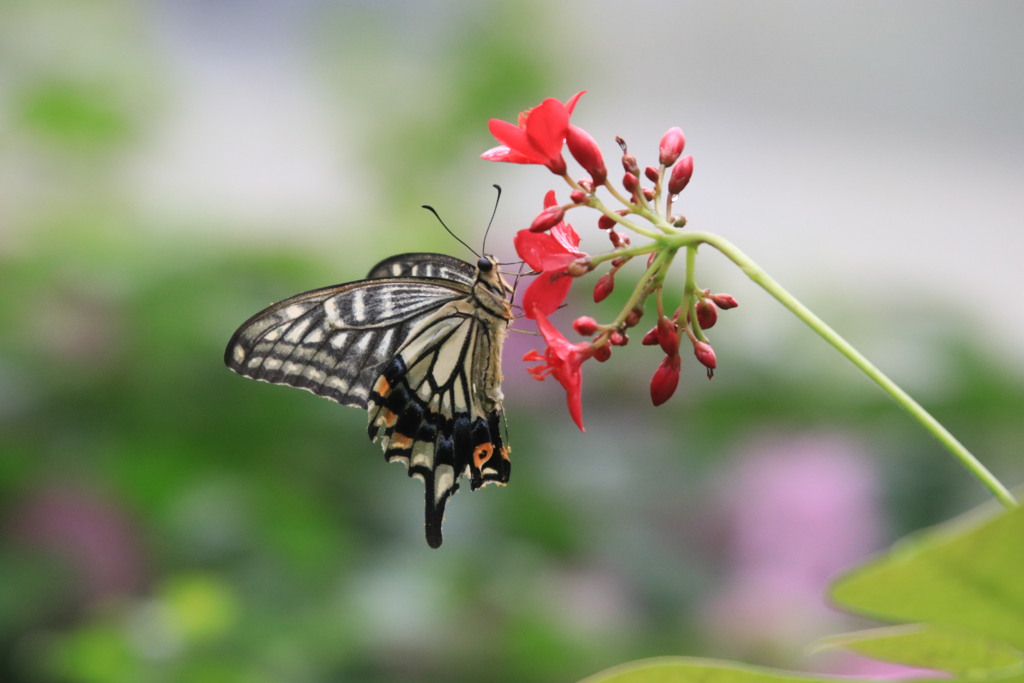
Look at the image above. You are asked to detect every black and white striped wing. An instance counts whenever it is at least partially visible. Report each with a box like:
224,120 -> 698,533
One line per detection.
365,252 -> 478,285
225,278 -> 471,409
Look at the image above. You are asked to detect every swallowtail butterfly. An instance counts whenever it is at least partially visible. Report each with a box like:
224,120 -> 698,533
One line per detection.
225,252 -> 513,547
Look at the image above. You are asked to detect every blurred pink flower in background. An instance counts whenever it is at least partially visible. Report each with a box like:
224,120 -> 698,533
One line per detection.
702,432 -> 933,677
8,485 -> 148,604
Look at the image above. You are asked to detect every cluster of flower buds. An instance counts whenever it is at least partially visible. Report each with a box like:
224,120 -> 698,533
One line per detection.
639,289 -> 737,404
482,91 -> 736,429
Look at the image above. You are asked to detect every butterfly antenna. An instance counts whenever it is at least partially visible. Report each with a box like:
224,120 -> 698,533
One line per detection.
482,184 -> 503,255
421,205 -> 480,258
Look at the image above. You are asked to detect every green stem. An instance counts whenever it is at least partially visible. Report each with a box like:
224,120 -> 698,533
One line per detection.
679,231 -> 1017,509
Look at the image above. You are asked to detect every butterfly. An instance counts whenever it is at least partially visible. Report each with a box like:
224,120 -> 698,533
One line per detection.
225,252 -> 513,547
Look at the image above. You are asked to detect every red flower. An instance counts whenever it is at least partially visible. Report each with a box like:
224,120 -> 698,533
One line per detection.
514,190 -> 587,319
481,92 -> 586,175
524,312 -> 595,430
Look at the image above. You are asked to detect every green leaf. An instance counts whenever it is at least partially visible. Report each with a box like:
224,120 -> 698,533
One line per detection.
579,656 -> 951,683
815,624 -> 1023,678
830,502 -> 1024,652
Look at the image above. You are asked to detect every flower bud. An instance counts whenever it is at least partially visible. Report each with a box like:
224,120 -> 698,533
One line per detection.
593,342 -> 612,362
656,315 -> 679,356
659,126 -> 686,166
709,293 -> 739,309
609,231 -> 630,248
594,273 -> 615,302
644,166 -> 660,183
529,204 -> 564,232
573,316 -> 598,336
609,330 -> 628,346
622,172 -> 639,194
668,155 -> 694,195
693,341 -> 716,370
650,353 -> 681,406
615,137 -> 639,176
598,214 -> 616,230
570,190 -> 588,204
641,326 -> 659,345
577,178 -> 594,193
624,306 -> 643,328
695,300 -> 718,329
642,187 -> 655,201
567,125 -> 607,186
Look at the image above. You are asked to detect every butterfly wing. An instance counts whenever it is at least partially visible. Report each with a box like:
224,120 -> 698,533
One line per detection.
225,278 -> 470,408
365,252 -> 478,285
225,253 -> 513,548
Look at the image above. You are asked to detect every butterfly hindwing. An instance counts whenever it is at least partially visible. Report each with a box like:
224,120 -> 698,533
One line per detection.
366,299 -> 511,547
226,252 -> 513,547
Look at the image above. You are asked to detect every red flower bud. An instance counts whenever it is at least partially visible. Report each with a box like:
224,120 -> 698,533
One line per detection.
622,172 -> 639,194
566,125 -> 607,186
641,326 -> 659,345
693,341 -> 716,370
659,126 -> 686,166
668,155 -> 694,195
644,166 -> 660,183
593,342 -> 612,362
650,353 -> 681,406
616,137 -> 639,175
609,330 -> 628,346
598,214 -> 616,230
656,315 -> 679,356
624,306 -> 643,328
573,316 -> 598,336
642,187 -> 655,201
570,190 -> 588,204
529,204 -> 564,232
594,273 -> 615,302
695,300 -> 718,329
709,292 -> 738,309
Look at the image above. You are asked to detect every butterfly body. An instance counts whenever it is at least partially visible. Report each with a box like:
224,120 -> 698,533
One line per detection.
226,253 -> 512,547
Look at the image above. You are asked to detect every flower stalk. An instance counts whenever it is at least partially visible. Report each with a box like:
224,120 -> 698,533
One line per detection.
696,231 -> 1018,509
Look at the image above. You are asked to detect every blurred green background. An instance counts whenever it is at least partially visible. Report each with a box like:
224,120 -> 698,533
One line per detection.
2,1 -> 1022,681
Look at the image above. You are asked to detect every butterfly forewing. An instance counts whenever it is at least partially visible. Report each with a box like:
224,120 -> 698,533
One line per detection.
365,252 -> 478,286
225,252 -> 512,547
225,278 -> 470,408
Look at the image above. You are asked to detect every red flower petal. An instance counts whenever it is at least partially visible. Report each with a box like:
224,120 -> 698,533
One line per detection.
522,271 -> 573,319
525,312 -> 595,430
